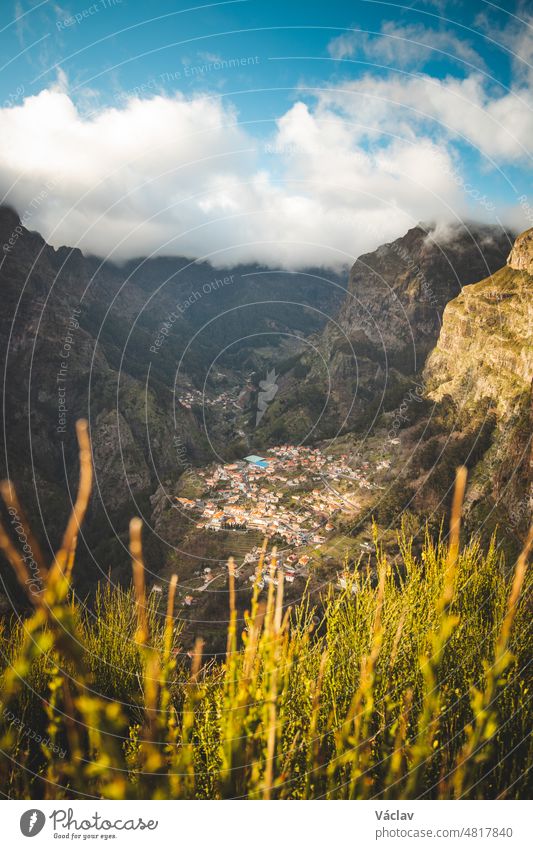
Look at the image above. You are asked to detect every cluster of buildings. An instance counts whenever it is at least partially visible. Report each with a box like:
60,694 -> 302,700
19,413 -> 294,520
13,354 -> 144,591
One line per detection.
177,376 -> 255,413
177,387 -> 240,411
175,444 -> 376,555
170,443 -> 398,610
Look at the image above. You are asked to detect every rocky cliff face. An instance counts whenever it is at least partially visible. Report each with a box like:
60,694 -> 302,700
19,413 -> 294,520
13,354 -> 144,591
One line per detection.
256,223 -> 514,442
424,230 -> 532,414
338,223 -> 513,361
507,227 -> 533,275
424,227 -> 532,537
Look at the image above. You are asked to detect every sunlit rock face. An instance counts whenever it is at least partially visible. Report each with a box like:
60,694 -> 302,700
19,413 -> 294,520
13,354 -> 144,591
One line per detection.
507,227 -> 533,276
424,227 -> 532,537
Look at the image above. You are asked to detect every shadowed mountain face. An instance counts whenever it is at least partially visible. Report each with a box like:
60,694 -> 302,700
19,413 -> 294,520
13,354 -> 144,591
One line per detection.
338,223 -> 515,366
254,223 -> 515,444
0,205 -> 346,592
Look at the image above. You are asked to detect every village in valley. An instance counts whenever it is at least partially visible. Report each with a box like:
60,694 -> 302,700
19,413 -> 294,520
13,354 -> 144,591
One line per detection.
177,384 -> 249,412
172,443 -> 394,604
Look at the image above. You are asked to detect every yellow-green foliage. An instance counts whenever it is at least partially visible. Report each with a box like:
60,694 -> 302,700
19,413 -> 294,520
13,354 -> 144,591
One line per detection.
0,424 -> 530,800
0,531 -> 530,800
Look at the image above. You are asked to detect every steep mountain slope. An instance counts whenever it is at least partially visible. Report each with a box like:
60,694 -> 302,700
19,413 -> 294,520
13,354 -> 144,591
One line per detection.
423,227 -> 532,540
0,207 -> 205,589
254,223 -> 514,443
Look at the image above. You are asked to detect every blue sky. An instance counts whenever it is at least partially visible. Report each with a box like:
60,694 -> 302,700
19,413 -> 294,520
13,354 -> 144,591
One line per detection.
0,0 -> 531,266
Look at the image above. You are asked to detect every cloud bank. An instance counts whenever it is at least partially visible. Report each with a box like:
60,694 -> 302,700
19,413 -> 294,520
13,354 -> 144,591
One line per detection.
0,63 -> 530,268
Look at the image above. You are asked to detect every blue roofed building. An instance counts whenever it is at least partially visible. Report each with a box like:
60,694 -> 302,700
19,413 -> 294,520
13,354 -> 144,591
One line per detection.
244,455 -> 269,469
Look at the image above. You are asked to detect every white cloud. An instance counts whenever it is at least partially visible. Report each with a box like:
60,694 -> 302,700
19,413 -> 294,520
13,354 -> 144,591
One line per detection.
0,77 -> 521,268
328,22 -> 486,70
315,72 -> 533,163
